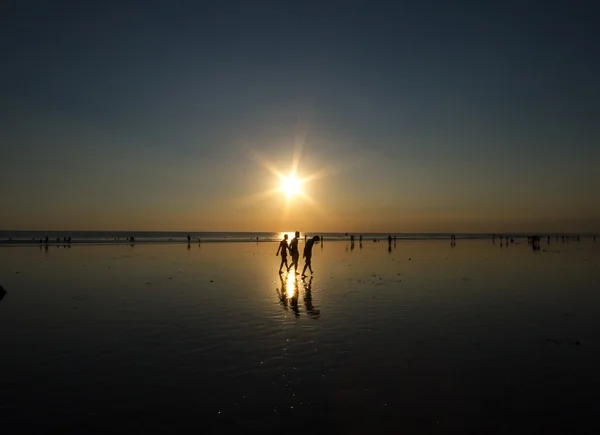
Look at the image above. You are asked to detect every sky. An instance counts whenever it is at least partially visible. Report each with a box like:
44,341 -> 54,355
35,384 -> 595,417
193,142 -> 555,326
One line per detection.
1,0 -> 599,233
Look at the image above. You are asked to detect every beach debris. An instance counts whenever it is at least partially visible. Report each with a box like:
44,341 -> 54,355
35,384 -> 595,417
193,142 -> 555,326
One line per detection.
408,258 -> 411,261
210,280 -> 214,283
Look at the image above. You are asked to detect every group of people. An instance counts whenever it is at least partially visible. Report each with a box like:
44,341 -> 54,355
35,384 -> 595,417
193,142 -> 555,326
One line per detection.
276,231 -> 320,276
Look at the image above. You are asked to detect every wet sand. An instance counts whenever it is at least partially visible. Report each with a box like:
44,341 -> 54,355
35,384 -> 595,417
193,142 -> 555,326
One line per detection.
1,240 -> 599,433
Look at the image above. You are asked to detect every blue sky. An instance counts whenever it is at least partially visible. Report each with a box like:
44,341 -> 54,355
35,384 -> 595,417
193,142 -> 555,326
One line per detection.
1,0 -> 598,232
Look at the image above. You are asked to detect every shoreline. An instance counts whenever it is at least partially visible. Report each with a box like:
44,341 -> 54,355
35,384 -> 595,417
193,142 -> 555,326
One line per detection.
1,234 -> 594,247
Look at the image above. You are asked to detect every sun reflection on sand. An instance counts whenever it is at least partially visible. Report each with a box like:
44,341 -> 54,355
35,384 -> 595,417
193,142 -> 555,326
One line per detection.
286,271 -> 297,299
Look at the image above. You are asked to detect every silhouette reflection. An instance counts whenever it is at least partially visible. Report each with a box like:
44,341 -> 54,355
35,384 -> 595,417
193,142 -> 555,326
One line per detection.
276,273 -> 319,318
278,273 -> 300,317
302,276 -> 320,318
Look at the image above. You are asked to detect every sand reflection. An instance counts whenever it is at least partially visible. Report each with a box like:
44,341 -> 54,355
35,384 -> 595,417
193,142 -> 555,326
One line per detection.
276,272 -> 319,319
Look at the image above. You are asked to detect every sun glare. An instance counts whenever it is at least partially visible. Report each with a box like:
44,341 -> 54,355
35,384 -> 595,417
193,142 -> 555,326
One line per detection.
281,174 -> 301,198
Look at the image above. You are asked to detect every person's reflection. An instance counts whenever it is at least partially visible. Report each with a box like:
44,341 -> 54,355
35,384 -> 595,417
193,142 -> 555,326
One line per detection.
302,276 -> 320,318
278,273 -> 300,317
388,245 -> 392,254
277,275 -> 289,311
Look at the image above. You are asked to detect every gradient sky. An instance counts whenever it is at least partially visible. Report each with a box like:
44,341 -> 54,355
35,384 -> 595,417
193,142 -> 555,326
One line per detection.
1,0 -> 599,233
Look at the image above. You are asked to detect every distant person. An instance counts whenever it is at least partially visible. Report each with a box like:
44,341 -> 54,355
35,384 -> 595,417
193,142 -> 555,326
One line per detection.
287,231 -> 300,274
187,234 -> 191,244
302,235 -> 320,277
388,234 -> 392,246
276,234 -> 290,273
359,235 -> 362,243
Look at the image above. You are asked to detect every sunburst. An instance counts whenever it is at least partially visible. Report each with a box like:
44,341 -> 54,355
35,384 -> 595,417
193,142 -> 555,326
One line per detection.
236,131 -> 344,224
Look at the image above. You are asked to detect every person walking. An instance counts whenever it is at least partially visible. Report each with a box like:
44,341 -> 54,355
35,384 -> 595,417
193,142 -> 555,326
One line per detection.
276,234 -> 290,273
301,235 -> 320,277
287,231 -> 300,274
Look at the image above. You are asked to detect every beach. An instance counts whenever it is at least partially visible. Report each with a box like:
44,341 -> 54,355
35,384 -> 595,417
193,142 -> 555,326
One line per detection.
1,239 -> 599,433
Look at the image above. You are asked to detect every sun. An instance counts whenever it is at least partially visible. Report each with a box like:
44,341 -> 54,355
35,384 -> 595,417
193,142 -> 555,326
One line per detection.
281,174 -> 302,198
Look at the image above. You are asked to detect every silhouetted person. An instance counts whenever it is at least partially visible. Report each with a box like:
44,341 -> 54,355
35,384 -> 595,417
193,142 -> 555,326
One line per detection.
276,234 -> 290,273
388,234 -> 392,246
359,235 -> 363,243
288,231 -> 300,274
531,235 -> 541,251
301,235 -> 320,276
187,234 -> 191,243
